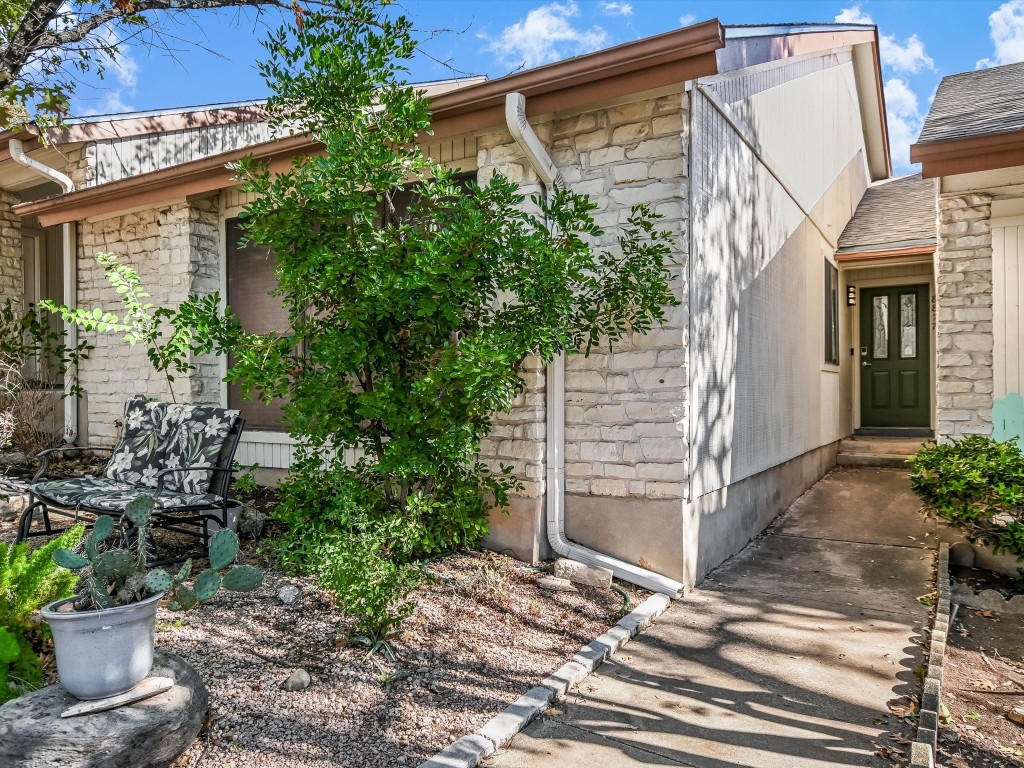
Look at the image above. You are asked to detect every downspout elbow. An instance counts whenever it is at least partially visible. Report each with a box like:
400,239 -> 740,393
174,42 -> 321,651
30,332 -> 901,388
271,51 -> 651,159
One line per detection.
9,139 -> 75,193
504,93 -> 563,189
504,91 -> 684,599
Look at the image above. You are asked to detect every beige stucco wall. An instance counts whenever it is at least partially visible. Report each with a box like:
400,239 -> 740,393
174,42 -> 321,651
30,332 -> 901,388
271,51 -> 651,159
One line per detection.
934,191 -> 994,441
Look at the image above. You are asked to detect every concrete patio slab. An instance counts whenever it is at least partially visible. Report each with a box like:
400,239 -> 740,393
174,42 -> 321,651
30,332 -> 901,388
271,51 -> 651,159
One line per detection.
487,467 -> 935,768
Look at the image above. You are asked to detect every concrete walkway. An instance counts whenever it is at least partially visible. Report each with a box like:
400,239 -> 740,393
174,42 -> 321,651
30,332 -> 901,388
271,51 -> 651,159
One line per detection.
488,467 -> 940,768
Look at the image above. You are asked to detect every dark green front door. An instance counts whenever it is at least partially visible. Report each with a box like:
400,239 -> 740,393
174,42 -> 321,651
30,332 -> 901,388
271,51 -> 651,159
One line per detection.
860,284 -> 930,428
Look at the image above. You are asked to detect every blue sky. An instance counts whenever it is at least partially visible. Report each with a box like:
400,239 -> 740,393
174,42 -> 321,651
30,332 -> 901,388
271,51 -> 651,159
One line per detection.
73,1 -> 1024,174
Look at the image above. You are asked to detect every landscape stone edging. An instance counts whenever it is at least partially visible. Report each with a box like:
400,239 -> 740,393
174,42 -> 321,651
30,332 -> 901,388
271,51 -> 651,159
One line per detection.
417,592 -> 673,768
911,543 -> 950,768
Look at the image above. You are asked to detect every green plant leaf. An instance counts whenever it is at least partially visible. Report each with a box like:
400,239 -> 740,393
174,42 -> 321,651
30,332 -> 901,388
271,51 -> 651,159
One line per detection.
52,549 -> 88,569
93,515 -> 115,543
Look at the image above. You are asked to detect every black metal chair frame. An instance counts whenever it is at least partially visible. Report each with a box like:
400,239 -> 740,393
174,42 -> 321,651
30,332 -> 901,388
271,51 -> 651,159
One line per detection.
15,417 -> 247,565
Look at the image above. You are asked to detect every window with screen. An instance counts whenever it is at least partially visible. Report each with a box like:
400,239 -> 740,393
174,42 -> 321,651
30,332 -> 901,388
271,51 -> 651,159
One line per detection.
225,218 -> 290,430
824,259 -> 840,365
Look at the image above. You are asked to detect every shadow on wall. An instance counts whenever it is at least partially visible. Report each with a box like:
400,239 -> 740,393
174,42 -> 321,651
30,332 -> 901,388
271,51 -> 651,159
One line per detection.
686,85 -> 851,586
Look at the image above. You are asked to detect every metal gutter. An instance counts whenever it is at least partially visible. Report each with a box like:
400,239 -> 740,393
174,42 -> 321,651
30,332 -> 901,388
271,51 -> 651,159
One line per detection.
8,139 -> 79,441
504,92 -> 685,598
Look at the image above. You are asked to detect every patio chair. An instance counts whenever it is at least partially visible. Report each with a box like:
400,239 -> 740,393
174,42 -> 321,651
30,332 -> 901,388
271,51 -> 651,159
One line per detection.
15,397 -> 246,564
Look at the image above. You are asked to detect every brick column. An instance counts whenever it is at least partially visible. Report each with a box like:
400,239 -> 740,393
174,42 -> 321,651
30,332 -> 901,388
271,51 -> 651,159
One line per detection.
935,192 -> 994,441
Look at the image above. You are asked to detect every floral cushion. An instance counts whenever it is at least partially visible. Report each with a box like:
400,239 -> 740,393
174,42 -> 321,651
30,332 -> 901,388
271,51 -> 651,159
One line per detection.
104,398 -> 168,488
33,476 -> 222,512
159,404 -> 240,495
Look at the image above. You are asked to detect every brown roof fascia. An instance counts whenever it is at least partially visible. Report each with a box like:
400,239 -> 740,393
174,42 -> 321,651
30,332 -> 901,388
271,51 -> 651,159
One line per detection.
428,20 -> 725,140
15,22 -> 725,226
870,27 -> 893,178
16,134 -> 319,227
835,244 -> 935,263
0,128 -> 43,162
911,128 -> 1024,179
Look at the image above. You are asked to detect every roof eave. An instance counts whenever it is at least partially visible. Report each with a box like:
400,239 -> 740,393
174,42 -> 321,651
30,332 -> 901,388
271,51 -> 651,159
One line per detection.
16,21 -> 727,226
910,128 -> 1024,179
835,243 -> 936,262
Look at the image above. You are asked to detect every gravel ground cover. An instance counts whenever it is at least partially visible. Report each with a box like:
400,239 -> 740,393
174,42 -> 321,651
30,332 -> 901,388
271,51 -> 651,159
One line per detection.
0,507 -> 643,768
937,604 -> 1024,767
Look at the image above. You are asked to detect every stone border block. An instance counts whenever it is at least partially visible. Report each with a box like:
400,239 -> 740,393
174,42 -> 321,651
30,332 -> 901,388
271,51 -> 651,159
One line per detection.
913,543 -> 951,765
418,592 -> 672,768
910,741 -> 934,768
418,734 -> 495,768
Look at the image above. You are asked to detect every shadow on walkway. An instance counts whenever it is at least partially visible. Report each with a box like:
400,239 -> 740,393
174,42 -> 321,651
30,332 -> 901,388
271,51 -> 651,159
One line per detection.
487,467 -> 935,768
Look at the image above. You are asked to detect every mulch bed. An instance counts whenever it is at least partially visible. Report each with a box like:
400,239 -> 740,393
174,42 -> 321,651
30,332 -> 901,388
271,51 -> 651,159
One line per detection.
0,493 -> 646,768
937,599 -> 1024,768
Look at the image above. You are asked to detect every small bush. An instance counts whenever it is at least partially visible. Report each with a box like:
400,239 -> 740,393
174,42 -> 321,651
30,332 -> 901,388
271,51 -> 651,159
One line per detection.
315,520 -> 423,641
909,436 -> 1024,563
0,525 -> 85,702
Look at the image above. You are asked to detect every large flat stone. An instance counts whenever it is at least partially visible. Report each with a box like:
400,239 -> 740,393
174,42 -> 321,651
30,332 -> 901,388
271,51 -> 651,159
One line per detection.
0,651 -> 207,768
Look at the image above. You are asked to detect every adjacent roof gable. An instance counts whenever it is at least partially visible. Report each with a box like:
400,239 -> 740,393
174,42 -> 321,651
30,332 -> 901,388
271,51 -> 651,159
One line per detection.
837,173 -> 936,259
911,61 -> 1024,178
918,61 -> 1024,145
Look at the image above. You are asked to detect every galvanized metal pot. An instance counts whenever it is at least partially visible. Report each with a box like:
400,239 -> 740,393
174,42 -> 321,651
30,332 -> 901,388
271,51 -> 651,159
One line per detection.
41,592 -> 163,700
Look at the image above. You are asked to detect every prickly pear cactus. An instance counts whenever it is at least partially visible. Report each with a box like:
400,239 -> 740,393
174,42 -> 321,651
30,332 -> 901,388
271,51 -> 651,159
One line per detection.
51,492 -> 263,613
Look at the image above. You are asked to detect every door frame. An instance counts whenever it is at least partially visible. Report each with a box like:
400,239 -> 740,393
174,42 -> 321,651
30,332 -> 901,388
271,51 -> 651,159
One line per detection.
844,267 -> 936,432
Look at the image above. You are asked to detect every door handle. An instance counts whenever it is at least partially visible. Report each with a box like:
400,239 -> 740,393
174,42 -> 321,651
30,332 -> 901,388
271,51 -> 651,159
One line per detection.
862,361 -> 872,367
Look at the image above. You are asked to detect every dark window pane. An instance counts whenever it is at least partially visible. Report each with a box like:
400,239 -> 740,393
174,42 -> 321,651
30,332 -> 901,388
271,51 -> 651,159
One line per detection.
226,218 -> 289,431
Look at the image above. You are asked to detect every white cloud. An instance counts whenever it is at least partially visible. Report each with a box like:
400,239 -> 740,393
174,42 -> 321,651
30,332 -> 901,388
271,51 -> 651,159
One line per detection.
600,2 -> 632,17
880,34 -> 934,74
835,6 -> 934,74
977,0 -> 1024,68
481,1 -> 609,70
80,90 -> 134,116
679,13 -> 697,26
884,78 -> 924,170
835,5 -> 872,24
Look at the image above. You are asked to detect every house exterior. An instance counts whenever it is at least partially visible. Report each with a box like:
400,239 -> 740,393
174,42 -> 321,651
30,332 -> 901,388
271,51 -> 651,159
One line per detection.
1,19 -> 906,591
911,61 -> 1024,446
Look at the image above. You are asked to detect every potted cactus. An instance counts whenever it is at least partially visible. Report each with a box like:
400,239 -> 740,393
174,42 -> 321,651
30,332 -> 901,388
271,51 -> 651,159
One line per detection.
42,494 -> 263,700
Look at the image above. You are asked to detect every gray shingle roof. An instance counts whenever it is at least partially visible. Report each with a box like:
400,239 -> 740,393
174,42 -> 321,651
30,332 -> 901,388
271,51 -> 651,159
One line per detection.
837,174 -> 936,253
917,61 -> 1024,145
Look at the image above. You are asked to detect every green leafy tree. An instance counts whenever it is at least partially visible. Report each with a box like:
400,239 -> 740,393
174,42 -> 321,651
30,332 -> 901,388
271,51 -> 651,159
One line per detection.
0,0 -> 368,130
211,0 -> 678,635
43,252 -> 233,402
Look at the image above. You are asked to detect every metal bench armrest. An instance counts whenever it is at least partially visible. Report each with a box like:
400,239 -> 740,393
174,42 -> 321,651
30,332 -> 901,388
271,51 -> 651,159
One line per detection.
33,446 -> 114,483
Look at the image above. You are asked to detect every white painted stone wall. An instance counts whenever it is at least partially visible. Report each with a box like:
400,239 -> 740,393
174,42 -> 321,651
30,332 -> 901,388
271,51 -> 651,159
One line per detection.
935,191 -> 994,441
0,190 -> 22,307
476,93 -> 689,509
76,196 -> 222,443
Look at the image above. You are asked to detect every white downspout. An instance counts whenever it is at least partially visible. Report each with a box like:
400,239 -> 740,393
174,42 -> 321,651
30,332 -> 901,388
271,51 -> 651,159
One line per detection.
504,93 -> 684,598
9,139 -> 79,442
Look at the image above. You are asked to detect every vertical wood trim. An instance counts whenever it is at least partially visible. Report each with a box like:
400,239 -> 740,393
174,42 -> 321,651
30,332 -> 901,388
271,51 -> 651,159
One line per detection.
1013,225 -> 1023,396
994,224 -> 1007,398
993,222 -> 1024,400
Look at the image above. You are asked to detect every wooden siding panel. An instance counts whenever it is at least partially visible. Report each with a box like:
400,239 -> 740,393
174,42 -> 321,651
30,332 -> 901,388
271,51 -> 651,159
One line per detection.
994,221 -> 1024,399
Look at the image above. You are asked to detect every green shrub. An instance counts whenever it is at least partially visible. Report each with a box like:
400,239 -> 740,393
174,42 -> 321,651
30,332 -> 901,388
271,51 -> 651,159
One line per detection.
0,525 -> 85,702
909,436 -> 1024,563
190,0 -> 677,640
314,518 -> 423,641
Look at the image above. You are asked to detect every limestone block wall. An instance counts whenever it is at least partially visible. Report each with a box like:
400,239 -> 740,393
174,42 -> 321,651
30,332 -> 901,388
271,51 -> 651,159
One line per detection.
0,190 -> 23,307
76,196 -> 223,444
935,192 -> 994,441
475,92 -> 689,568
